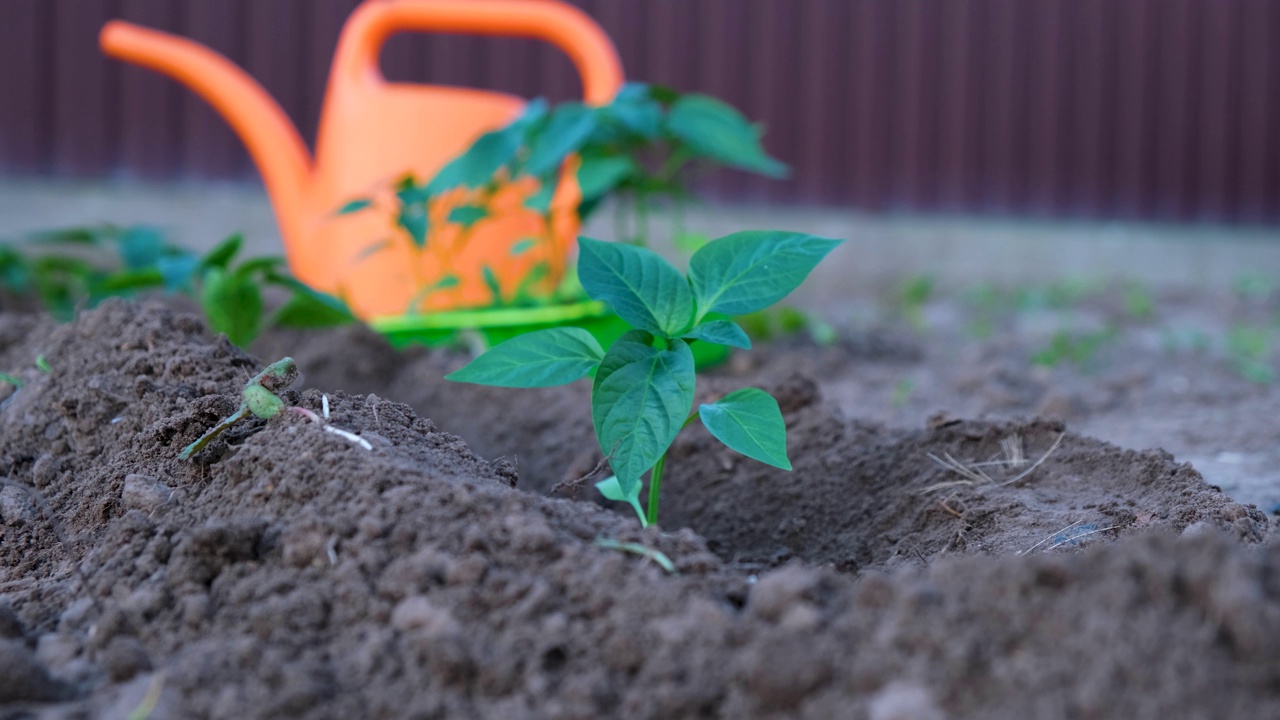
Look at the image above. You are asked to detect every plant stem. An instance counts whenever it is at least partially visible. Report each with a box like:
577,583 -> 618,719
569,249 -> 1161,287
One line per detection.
644,412 -> 700,527
645,451 -> 667,527
178,406 -> 250,460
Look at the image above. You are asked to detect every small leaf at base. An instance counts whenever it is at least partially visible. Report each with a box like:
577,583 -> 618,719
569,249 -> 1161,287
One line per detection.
595,475 -> 647,527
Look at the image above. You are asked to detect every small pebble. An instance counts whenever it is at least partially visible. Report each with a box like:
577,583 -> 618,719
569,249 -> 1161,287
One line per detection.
0,485 -> 37,525
122,475 -> 173,513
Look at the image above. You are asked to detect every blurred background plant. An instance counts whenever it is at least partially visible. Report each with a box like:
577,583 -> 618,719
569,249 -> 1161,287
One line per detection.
0,225 -> 352,346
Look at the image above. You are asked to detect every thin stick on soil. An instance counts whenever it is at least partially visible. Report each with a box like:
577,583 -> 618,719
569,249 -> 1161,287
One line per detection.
997,433 -> 1065,486
1018,519 -> 1085,556
923,432 -> 1065,492
1044,525 -> 1118,552
548,441 -> 620,498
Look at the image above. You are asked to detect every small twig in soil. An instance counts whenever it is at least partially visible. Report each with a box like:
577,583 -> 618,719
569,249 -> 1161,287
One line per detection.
1001,434 -> 1027,468
549,456 -> 610,498
1018,519 -> 1085,556
996,433 -> 1064,486
938,497 -> 964,519
594,538 -> 677,574
1044,525 -> 1117,552
923,432 -> 1065,493
548,441 -> 620,498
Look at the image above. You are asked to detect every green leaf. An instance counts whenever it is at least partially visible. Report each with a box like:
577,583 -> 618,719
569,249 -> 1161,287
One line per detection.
523,183 -> 555,214
604,83 -> 664,139
577,237 -> 694,336
511,97 -> 550,133
525,102 -> 598,177
433,274 -> 460,290
200,234 -> 243,271
115,226 -> 168,269
592,336 -> 695,497
96,268 -> 165,294
577,154 -> 638,203
448,204 -> 488,229
428,126 -> 524,192
682,319 -> 751,349
667,94 -> 788,178
395,175 -> 430,206
200,266 -> 263,347
335,198 -> 373,216
232,256 -> 284,281
699,388 -> 791,470
688,231 -> 841,319
271,288 -> 355,329
27,225 -> 109,245
595,475 -> 647,527
482,265 -> 503,305
397,204 -> 429,248
446,327 -> 605,387
156,255 -> 200,292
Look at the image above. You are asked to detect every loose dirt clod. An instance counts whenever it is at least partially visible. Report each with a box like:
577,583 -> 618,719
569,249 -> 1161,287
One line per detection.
2,300 -> 1278,718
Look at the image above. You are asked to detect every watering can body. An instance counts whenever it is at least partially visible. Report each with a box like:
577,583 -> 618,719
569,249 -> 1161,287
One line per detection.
101,0 -> 623,321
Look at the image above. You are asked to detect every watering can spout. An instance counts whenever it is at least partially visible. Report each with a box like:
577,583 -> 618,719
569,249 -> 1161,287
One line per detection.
100,21 -> 315,282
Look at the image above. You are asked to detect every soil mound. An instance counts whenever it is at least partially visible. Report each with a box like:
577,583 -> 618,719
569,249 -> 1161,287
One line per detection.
1,302 -> 1276,718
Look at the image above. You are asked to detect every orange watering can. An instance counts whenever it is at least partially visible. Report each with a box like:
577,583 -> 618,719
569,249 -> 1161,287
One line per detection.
100,0 -> 623,321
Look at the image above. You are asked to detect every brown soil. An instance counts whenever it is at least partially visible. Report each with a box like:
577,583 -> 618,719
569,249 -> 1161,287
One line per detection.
2,299 -> 1278,718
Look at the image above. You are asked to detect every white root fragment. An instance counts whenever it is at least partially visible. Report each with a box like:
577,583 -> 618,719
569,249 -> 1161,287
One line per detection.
323,425 -> 373,450
322,394 -> 330,420
290,406 -> 372,451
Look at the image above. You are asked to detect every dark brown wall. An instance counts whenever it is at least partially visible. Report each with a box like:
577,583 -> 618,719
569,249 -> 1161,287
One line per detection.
1,0 -> 1278,222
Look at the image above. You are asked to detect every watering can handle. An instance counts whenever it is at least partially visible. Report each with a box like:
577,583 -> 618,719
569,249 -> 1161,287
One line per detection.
337,0 -> 624,104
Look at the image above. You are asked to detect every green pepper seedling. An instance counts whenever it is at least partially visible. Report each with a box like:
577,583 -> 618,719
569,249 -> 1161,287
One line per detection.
448,231 -> 841,526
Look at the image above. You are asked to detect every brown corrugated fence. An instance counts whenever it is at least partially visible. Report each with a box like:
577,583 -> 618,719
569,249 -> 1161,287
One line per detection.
1,0 -> 1277,222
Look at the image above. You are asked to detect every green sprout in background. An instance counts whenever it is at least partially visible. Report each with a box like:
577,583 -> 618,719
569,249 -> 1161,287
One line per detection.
0,226 -> 354,348
447,231 -> 840,527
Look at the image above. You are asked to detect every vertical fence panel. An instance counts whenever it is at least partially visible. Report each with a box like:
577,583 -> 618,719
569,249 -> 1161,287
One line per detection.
1026,0 -> 1067,215
116,0 -> 182,180
179,0 -> 248,179
0,1 -> 50,174
1235,0 -> 1276,221
1,0 -> 1277,223
52,0 -> 117,176
849,0 -> 891,211
1196,0 -> 1241,220
1154,0 -> 1198,220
